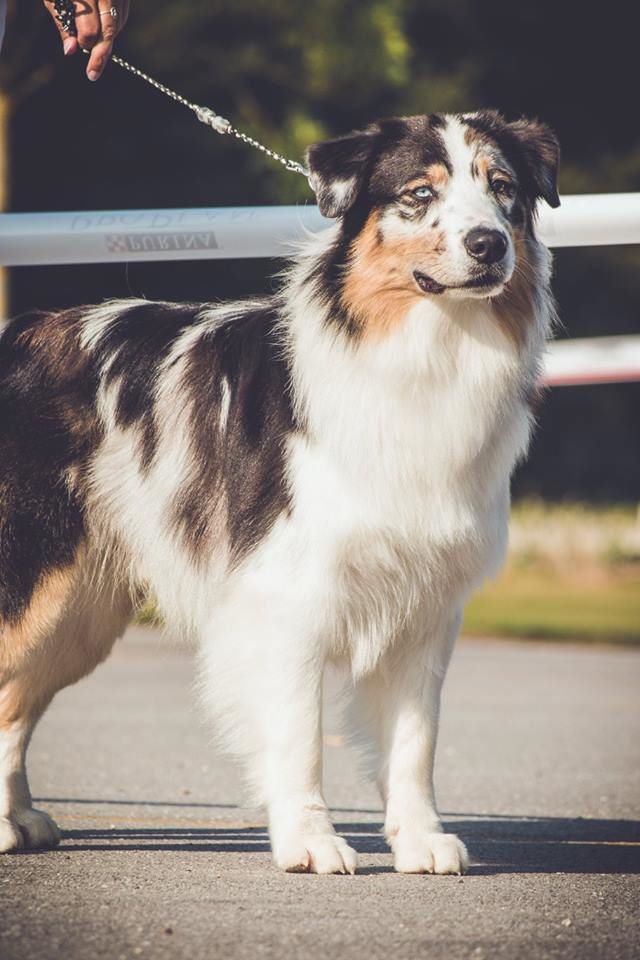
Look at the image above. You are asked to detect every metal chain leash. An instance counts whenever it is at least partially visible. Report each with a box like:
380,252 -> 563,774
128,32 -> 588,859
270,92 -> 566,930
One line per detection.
110,54 -> 310,177
49,0 -> 309,178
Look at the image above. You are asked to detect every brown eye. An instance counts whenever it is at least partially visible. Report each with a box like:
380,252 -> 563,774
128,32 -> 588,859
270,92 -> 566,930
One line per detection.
491,178 -> 515,199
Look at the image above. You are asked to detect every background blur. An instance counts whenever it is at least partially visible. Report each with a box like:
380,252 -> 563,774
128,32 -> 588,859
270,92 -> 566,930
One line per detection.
1,0 -> 638,640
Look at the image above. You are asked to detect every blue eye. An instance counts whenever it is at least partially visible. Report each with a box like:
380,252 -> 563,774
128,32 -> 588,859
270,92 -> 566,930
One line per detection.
412,186 -> 433,199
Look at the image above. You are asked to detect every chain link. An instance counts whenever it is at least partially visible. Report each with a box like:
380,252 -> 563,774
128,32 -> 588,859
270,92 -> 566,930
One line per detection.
110,54 -> 309,178
111,55 -> 198,113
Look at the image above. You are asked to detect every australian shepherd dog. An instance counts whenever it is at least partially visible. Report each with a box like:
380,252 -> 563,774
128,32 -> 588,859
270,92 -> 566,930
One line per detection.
0,110 -> 559,873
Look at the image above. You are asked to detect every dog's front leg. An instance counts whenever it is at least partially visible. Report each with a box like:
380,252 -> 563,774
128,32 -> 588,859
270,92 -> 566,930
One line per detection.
263,667 -> 358,875
200,600 -> 357,875
357,612 -> 468,874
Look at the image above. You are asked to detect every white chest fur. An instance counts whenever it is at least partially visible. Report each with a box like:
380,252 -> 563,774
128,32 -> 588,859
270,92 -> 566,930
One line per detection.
284,291 -> 544,672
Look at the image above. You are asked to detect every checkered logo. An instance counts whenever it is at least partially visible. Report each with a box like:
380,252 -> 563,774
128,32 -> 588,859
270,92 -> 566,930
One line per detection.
105,235 -> 130,253
104,232 -> 219,254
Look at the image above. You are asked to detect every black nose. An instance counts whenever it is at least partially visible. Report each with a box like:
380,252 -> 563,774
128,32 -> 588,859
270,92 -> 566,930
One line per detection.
464,228 -> 508,265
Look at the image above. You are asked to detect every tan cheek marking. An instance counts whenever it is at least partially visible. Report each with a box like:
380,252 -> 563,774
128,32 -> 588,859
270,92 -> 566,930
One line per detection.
0,560 -> 80,677
493,227 -> 545,348
341,212 -> 446,339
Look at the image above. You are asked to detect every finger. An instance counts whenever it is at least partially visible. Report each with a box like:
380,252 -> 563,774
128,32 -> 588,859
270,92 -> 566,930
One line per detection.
86,3 -> 121,80
86,36 -> 114,81
74,0 -> 102,56
42,1 -> 79,55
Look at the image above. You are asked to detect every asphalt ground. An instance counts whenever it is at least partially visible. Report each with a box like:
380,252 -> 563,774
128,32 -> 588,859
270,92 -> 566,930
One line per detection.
1,627 -> 638,960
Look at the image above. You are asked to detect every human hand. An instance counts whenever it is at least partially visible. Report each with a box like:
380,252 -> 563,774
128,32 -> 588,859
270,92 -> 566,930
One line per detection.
43,0 -> 130,81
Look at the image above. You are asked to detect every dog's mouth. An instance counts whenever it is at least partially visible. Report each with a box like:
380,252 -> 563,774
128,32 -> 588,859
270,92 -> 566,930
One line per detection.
413,270 -> 504,297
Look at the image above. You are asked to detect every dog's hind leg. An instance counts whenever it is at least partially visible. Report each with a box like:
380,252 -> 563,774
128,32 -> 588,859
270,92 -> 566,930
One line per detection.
0,692 -> 61,852
0,551 -> 133,852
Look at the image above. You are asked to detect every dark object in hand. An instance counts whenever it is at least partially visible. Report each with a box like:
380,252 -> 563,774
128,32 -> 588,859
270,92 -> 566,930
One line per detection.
51,0 -> 77,35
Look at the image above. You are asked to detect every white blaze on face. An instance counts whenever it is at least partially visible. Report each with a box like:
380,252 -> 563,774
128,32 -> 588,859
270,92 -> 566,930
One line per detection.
359,115 -> 518,298
438,117 -> 516,288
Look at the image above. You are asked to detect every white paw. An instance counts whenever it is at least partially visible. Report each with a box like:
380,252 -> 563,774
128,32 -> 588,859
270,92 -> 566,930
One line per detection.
0,809 -> 61,853
0,816 -> 24,853
391,831 -> 468,874
273,832 -> 358,875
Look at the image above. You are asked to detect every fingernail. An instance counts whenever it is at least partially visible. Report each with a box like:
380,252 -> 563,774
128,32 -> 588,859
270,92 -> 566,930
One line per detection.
63,37 -> 75,55
87,69 -> 100,82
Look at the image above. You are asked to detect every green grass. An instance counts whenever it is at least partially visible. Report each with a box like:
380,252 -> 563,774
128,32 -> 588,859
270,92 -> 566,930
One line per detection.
462,572 -> 640,643
461,501 -> 640,644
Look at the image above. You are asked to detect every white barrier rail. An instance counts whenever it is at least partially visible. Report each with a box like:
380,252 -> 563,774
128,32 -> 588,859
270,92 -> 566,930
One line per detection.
543,335 -> 640,387
0,206 -> 324,266
1,192 -> 640,266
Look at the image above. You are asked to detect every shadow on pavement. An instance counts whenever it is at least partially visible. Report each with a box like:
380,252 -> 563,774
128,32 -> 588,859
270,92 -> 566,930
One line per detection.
56,825 -> 272,854
35,796 -> 240,810
439,814 -> 640,876
27,801 -> 640,874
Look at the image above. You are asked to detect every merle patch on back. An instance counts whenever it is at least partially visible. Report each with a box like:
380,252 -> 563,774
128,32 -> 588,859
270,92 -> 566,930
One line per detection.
90,301 -> 200,470
0,299 -> 300,620
175,302 -> 298,566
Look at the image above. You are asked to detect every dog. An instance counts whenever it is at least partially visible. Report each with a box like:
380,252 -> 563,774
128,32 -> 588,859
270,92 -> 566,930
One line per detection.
0,110 -> 559,873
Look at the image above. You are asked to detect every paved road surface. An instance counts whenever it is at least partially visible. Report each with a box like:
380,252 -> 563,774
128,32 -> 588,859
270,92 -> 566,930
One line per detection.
1,629 -> 639,959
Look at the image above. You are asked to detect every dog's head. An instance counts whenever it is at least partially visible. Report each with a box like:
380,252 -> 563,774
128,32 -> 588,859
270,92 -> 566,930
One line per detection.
306,111 -> 559,319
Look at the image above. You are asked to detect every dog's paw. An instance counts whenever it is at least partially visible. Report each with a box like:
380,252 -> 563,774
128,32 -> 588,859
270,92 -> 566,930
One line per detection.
0,809 -> 61,853
391,831 -> 468,875
273,832 -> 358,875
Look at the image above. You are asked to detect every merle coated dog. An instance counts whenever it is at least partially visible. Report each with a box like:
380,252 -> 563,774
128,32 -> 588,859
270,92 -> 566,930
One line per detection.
0,110 -> 558,873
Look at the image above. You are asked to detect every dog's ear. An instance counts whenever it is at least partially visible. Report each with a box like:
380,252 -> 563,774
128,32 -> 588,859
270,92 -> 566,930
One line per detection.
306,129 -> 378,218
507,119 -> 561,209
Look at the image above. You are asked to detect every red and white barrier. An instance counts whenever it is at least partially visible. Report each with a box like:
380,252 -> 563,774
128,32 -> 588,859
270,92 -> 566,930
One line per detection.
543,336 -> 640,387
